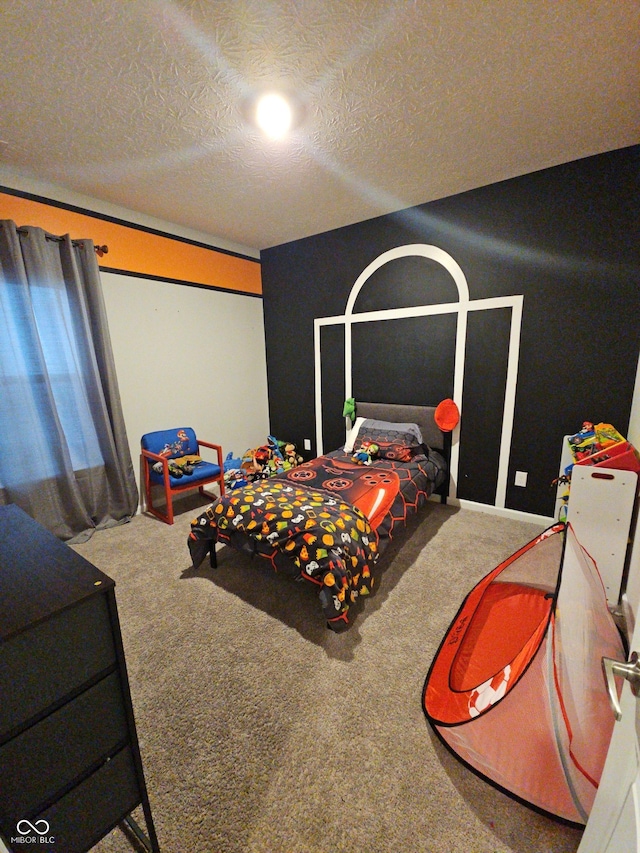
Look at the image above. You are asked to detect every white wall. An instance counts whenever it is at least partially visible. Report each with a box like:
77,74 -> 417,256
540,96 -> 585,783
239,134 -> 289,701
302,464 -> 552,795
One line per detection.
0,168 -> 270,504
101,272 -> 270,498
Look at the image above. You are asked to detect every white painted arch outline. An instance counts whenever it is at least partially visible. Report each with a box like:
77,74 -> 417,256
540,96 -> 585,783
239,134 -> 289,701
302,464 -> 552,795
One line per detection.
314,244 -> 523,508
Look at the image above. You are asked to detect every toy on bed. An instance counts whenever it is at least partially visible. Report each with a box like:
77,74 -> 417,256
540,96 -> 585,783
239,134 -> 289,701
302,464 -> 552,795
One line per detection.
223,451 -> 247,490
233,436 -> 305,483
251,444 -> 273,479
351,440 -> 379,465
284,442 -> 303,468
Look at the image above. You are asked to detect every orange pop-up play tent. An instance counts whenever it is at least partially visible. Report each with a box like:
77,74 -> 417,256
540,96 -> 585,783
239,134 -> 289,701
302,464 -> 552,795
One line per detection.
423,523 -> 624,825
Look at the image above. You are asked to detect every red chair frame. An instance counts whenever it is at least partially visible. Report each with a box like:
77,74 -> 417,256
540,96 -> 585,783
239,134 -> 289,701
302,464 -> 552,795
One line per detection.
141,439 -> 225,525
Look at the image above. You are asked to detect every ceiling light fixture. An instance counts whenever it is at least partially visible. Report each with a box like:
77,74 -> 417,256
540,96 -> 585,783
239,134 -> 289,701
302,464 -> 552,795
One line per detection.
255,93 -> 292,140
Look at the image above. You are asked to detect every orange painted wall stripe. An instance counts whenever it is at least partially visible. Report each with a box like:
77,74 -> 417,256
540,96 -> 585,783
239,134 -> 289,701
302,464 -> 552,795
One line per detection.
0,191 -> 262,296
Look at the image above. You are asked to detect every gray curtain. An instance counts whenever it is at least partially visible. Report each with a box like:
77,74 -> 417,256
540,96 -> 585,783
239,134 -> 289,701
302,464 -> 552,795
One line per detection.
0,220 -> 138,541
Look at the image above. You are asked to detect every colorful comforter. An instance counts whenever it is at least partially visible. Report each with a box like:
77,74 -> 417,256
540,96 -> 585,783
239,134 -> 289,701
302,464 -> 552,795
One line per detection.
188,450 -> 446,629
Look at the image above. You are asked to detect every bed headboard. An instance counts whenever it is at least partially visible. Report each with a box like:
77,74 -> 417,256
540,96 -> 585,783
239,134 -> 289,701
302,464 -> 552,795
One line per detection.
356,402 -> 444,452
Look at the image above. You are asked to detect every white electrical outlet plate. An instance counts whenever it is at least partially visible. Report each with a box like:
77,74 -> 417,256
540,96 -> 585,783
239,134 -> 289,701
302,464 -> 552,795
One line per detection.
515,471 -> 528,487
303,439 -> 311,451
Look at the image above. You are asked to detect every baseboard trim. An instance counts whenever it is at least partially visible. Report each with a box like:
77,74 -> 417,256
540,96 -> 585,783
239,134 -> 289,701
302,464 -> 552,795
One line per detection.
441,496 -> 555,527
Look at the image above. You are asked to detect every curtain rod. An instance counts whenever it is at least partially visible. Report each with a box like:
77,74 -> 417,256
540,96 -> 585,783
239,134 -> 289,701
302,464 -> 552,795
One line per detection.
15,227 -> 108,255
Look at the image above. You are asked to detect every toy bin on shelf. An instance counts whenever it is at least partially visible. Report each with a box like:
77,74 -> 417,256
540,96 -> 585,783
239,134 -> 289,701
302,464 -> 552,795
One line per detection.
574,440 -> 640,473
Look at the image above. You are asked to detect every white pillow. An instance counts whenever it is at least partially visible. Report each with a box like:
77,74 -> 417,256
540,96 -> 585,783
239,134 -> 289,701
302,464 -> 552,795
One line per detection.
343,417 -> 366,453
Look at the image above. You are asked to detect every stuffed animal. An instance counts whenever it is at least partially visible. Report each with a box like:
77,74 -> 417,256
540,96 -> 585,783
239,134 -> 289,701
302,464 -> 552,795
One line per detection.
284,442 -> 303,468
251,445 -> 272,479
352,441 -> 379,465
224,451 -> 242,471
226,469 -> 249,490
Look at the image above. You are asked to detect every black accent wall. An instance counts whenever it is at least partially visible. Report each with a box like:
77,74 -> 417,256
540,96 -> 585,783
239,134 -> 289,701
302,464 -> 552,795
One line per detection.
261,146 -> 640,517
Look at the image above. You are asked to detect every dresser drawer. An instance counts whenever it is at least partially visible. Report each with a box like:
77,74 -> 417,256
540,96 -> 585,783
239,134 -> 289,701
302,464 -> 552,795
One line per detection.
35,745 -> 141,853
0,671 -> 129,827
0,593 -> 116,736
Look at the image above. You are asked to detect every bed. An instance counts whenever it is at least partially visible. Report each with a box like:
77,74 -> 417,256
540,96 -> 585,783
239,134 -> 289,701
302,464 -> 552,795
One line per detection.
188,403 -> 448,630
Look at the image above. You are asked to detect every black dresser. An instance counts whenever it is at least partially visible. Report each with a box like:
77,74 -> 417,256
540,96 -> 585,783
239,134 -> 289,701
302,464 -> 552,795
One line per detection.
0,504 -> 160,852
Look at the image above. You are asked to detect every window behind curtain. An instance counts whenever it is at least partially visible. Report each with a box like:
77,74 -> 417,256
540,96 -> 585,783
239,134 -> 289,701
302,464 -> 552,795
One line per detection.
1,277 -> 104,487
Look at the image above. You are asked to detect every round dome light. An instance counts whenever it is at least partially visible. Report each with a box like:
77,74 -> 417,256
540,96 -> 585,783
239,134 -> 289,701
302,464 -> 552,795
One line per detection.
255,93 -> 292,139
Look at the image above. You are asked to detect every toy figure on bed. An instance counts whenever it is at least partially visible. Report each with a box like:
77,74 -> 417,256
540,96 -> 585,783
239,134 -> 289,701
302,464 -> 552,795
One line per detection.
251,444 -> 272,479
352,440 -> 379,465
236,437 -> 304,482
284,442 -> 303,468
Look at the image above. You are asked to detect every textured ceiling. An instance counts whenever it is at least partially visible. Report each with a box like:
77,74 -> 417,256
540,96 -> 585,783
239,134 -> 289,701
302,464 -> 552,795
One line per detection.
0,0 -> 638,251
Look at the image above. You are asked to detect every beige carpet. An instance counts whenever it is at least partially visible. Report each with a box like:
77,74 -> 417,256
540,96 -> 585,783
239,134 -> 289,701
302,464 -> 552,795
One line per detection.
73,494 -> 583,853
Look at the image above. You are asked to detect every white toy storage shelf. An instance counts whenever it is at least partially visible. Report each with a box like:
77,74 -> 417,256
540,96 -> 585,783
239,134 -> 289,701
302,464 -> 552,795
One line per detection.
556,436 -> 638,606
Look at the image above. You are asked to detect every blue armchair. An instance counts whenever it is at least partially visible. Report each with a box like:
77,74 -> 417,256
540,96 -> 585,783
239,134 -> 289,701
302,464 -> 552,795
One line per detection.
141,427 -> 225,525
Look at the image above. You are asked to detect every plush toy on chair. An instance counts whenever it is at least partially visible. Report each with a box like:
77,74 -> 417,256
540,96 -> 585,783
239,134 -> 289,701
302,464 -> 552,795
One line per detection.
141,427 -> 225,524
